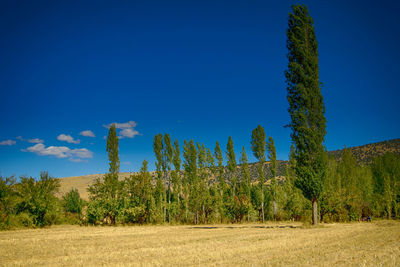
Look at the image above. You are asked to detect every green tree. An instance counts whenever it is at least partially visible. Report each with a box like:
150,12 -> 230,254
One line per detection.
153,133 -> 166,222
87,124 -> 123,225
240,146 -> 252,221
107,124 -> 120,175
226,136 -> 237,197
124,160 -> 154,223
372,153 -> 400,219
267,136 -> 277,219
183,140 -> 199,223
16,172 -> 60,227
214,141 -> 225,222
171,138 -> 182,219
62,188 -> 84,215
0,176 -> 19,228
163,134 -> 173,222
285,4 -> 327,225
267,137 -> 277,179
251,125 -> 266,222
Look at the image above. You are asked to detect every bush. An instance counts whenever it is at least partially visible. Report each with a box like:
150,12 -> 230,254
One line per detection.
62,188 -> 84,215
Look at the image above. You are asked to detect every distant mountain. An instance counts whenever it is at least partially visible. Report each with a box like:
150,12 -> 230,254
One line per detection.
328,138 -> 400,164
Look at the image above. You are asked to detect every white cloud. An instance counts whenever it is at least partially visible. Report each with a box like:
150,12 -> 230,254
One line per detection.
69,148 -> 93,158
26,143 -> 69,158
15,136 -> 44,143
103,120 -> 141,139
28,138 -> 44,143
119,128 -> 139,138
69,158 -> 85,163
0,140 -> 16,146
57,134 -> 80,144
80,130 -> 95,137
104,120 -> 137,129
121,161 -> 131,165
24,143 -> 93,161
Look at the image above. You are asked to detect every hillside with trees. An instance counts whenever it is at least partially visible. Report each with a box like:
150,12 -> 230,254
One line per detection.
328,138 -> 400,164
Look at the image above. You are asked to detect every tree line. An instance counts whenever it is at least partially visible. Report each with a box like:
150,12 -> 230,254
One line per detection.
1,125 -> 399,229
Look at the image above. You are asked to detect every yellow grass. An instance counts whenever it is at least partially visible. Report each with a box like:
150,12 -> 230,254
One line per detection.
1,221 -> 399,266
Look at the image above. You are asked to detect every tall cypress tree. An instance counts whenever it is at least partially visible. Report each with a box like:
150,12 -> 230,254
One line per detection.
105,124 -> 120,224
251,125 -> 266,222
285,4 -> 327,225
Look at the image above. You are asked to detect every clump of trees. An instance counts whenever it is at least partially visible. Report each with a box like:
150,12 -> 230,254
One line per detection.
0,171 -> 84,229
82,122 -> 400,226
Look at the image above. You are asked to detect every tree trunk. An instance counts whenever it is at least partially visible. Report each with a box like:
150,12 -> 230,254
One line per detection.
312,199 -> 318,225
261,184 -> 265,223
261,202 -> 265,223
168,185 -> 171,223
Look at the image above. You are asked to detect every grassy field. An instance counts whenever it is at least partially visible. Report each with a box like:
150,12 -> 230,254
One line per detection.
0,221 -> 399,266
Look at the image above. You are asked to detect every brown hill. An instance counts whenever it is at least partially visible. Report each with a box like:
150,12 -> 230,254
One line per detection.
328,138 -> 400,164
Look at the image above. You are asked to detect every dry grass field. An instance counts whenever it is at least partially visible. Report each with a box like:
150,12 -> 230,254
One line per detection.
0,221 -> 399,266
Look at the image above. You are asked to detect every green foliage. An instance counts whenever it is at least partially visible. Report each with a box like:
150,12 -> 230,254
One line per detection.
285,4 -> 326,224
107,124 -> 120,175
153,134 -> 164,177
267,137 -> 277,179
62,188 -> 84,215
87,125 -> 123,225
226,137 -> 237,196
17,172 -> 60,227
123,160 -> 155,224
251,125 -> 267,222
371,153 -> 400,219
320,150 -> 375,222
251,125 -> 266,163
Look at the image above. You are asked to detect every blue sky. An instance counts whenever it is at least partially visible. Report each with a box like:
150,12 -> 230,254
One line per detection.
1,0 -> 399,179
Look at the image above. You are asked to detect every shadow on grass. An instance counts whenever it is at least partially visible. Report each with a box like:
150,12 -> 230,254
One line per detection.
188,225 -> 298,230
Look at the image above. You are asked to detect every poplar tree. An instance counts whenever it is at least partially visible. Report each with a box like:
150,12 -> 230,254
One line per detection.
267,137 -> 277,179
197,143 -> 207,223
214,141 -> 225,222
88,124 -> 121,225
183,140 -> 198,223
226,136 -> 237,197
285,4 -> 327,225
240,146 -> 251,221
107,124 -> 120,176
267,136 -> 277,219
214,142 -> 224,187
153,134 -> 165,222
172,139 -> 181,211
206,148 -> 216,175
105,124 -> 121,224
251,125 -> 266,222
163,134 -> 173,222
